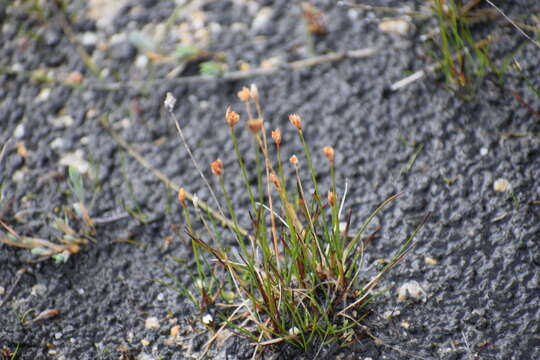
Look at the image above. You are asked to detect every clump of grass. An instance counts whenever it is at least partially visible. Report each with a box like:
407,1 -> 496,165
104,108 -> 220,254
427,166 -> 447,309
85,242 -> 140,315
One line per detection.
165,86 -> 425,353
430,0 -> 499,91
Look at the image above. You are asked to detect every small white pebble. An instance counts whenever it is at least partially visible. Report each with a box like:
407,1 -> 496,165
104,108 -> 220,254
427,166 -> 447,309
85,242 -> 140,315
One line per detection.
145,316 -> 160,330
201,314 -> 213,325
80,32 -> 98,46
252,7 -> 273,31
199,100 -> 209,110
140,339 -> 150,347
50,138 -> 67,150
55,332 -> 63,339
494,178 -> 510,193
86,108 -> 99,119
78,288 -> 85,295
36,88 -> 51,102
31,283 -> 47,297
137,353 -> 155,360
400,320 -> 410,329
14,123 -> 25,139
119,118 -> 131,129
378,18 -> 410,36
480,147 -> 488,156
424,256 -> 438,265
12,169 -> 26,182
230,22 -> 248,33
109,33 -> 127,44
347,9 -> 359,20
50,115 -> 74,128
59,150 -> 90,174
397,281 -> 426,302
135,54 -> 149,69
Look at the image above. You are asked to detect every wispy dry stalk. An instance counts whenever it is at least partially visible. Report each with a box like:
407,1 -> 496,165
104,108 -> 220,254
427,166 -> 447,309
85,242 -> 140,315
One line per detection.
98,114 -> 249,237
484,0 -> 540,49
166,93 -> 230,225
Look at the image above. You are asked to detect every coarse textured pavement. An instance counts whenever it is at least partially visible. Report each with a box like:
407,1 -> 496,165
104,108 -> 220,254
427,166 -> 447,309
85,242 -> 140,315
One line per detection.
0,1 -> 539,359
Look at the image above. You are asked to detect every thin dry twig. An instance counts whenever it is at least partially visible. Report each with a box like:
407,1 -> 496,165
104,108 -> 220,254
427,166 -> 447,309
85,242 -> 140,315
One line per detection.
484,0 -> 540,49
85,48 -> 379,91
0,267 -> 28,309
50,1 -> 101,77
0,48 -> 378,92
166,95 -> 226,220
0,138 -> 11,165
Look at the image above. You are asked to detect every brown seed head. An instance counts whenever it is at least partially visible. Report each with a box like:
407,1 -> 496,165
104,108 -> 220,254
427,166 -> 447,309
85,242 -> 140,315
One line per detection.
238,87 -> 251,102
247,119 -> 264,133
210,159 -> 223,176
327,191 -> 336,207
289,155 -> 298,165
323,146 -> 335,163
289,114 -> 302,130
269,172 -> 281,190
271,129 -> 281,146
225,106 -> 240,128
178,188 -> 187,208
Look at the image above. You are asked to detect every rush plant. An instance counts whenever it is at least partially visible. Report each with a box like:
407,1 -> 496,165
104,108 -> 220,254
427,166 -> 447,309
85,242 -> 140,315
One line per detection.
431,0 -> 498,90
164,86 -> 425,354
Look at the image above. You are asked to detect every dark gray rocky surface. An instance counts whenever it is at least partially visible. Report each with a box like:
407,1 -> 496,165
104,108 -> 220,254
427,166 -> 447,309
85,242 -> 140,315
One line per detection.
1,1 -> 539,359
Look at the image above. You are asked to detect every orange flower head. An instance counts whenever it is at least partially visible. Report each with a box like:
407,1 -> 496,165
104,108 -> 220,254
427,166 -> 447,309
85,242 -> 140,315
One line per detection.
178,188 -> 187,208
210,159 -> 223,176
269,172 -> 281,190
238,87 -> 251,102
327,191 -> 336,207
289,114 -> 302,130
289,155 -> 298,165
323,146 -> 335,163
225,106 -> 240,128
247,119 -> 264,134
271,129 -> 281,146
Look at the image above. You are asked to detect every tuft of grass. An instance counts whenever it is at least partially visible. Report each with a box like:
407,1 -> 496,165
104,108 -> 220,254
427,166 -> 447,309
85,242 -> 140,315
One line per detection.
164,86 -> 426,353
430,0 -> 499,92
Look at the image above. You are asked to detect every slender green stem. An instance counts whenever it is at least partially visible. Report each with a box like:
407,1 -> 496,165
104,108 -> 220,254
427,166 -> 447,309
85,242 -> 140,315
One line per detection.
230,128 -> 257,212
298,130 -> 331,257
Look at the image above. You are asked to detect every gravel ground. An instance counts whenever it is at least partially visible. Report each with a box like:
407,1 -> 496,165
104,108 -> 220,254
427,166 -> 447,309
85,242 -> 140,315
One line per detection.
1,1 -> 539,359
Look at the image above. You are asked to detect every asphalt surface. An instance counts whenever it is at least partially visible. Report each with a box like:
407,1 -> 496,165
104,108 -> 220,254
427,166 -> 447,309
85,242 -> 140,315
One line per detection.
0,1 -> 539,359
